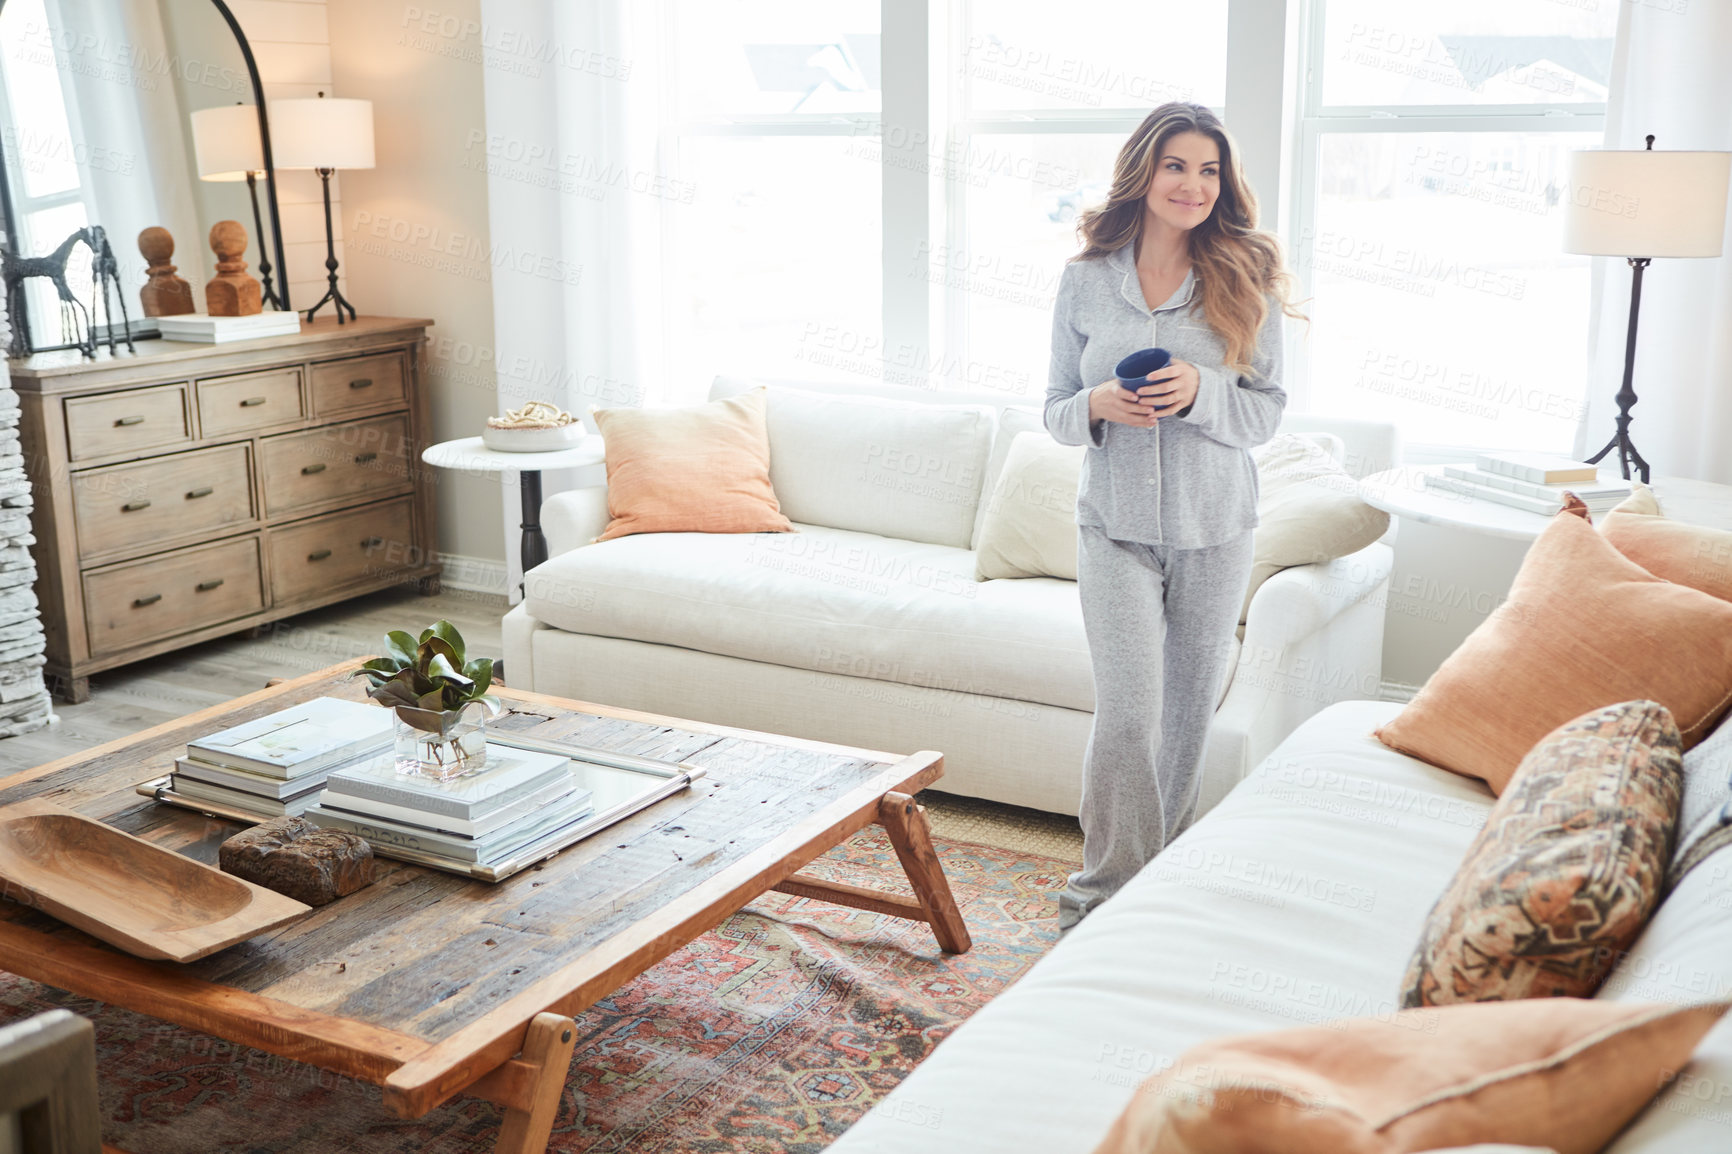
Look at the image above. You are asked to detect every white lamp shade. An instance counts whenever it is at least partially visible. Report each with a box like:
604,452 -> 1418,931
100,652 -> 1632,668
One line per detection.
268,97 -> 376,171
191,104 -> 264,181
1564,149 -> 1731,258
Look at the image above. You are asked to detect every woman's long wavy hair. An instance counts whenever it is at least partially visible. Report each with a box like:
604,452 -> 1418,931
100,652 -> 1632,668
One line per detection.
1074,102 -> 1303,376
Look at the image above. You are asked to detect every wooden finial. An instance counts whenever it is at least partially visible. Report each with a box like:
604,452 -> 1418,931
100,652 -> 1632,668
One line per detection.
137,226 -> 194,317
205,220 -> 262,316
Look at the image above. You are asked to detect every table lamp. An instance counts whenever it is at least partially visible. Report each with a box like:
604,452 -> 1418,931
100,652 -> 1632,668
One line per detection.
268,91 -> 375,324
1563,137 -> 1731,482
189,103 -> 284,310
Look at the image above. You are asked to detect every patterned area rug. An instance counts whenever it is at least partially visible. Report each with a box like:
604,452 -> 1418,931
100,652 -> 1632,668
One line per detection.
0,829 -> 1068,1152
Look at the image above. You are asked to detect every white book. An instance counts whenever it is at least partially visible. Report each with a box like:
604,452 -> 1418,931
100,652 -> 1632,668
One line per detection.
1474,451 -> 1598,485
156,313 -> 302,344
323,744 -> 574,821
172,775 -> 324,817
306,790 -> 596,863
188,697 -> 393,779
1426,473 -> 1629,517
1441,464 -> 1632,502
1427,473 -> 1563,515
317,777 -> 577,838
174,755 -> 332,799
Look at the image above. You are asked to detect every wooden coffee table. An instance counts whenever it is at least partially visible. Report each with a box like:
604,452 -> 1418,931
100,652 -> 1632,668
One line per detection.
0,662 -> 971,1152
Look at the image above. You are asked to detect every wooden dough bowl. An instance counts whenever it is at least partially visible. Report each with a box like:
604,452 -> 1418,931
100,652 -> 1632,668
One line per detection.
0,798 -> 310,962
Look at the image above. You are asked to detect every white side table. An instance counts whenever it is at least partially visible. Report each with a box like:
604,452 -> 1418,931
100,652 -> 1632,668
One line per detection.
421,436 -> 605,598
1359,465 -> 1732,691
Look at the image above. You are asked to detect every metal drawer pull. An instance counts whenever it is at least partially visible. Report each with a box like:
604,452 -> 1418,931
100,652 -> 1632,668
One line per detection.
240,396 -> 268,407
115,415 -> 145,427
121,500 -> 152,512
349,378 -> 374,389
301,463 -> 327,475
308,549 -> 333,561
360,536 -> 383,548
133,594 -> 162,608
354,452 -> 378,464
196,579 -> 225,592
185,487 -> 213,499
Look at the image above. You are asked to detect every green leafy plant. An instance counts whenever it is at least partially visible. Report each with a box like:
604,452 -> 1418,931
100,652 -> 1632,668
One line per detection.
352,621 -> 499,734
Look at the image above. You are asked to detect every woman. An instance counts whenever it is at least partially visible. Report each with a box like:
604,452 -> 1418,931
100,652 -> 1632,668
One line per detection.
1044,102 -> 1303,930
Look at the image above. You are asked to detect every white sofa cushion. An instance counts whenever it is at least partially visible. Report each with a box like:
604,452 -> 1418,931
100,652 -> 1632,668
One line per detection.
830,700 -> 1493,1154
753,386 -> 995,548
971,404 -> 1044,548
522,523 -> 1093,711
973,433 -> 1086,581
1599,790 -> 1732,1153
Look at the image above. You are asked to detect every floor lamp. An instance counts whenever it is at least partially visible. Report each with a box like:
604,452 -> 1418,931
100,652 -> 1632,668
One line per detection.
269,93 -> 375,324
189,103 -> 285,311
1563,138 -> 1730,483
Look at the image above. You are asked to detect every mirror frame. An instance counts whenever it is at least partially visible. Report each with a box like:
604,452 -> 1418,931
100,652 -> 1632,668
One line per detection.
0,0 -> 290,355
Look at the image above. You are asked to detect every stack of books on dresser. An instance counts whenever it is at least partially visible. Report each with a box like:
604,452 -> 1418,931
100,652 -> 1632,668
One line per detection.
306,745 -> 594,870
1425,452 -> 1634,516
172,697 -> 394,819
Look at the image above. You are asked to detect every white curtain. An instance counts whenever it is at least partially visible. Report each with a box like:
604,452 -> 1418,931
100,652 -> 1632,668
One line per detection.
1579,1 -> 1732,485
52,0 -> 202,290
478,0 -> 667,597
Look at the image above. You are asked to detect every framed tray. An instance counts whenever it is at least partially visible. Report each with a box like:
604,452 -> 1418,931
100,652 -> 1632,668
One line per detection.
0,798 -> 311,962
139,734 -> 707,883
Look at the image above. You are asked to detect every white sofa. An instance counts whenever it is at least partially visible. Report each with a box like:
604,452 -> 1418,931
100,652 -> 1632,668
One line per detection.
502,377 -> 1396,817
830,700 -> 1732,1154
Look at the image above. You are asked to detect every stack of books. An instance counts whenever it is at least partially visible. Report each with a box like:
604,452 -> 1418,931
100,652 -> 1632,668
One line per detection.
156,312 -> 302,344
1425,452 -> 1634,517
306,745 -> 594,870
171,697 -> 395,818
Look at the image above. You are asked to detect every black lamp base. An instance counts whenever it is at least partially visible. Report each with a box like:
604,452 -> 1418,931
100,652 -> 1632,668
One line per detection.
1584,255 -> 1653,485
1584,423 -> 1650,485
303,167 -> 356,325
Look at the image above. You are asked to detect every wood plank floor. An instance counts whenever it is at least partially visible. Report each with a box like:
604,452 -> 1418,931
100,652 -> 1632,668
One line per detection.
0,585 -> 1083,863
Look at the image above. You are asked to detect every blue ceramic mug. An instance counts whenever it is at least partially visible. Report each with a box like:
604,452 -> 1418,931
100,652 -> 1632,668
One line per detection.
1115,347 -> 1176,410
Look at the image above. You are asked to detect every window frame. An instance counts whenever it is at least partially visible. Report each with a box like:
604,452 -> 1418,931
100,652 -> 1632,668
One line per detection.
1287,0 -> 1610,460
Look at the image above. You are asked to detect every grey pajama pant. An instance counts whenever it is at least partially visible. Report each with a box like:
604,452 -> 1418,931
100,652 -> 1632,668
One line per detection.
1059,524 -> 1255,929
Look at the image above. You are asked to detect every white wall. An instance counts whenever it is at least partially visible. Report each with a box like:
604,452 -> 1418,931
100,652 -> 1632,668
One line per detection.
228,0 -> 506,575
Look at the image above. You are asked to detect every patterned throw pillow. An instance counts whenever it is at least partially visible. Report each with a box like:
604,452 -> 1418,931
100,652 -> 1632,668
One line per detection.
1400,700 -> 1683,1008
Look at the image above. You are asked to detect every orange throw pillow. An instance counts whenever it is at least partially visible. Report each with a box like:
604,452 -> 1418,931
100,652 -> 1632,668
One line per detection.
1374,511 -> 1732,793
1600,481 -> 1732,604
1091,999 -> 1729,1154
590,387 -> 794,543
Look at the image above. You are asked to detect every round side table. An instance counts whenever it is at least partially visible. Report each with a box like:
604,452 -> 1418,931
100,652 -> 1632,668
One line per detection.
1359,465 -> 1732,690
421,436 -> 605,598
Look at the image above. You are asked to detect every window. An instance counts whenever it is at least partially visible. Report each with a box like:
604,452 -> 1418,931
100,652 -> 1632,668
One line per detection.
661,1 -> 883,397
657,0 -> 1231,404
0,0 -> 96,341
941,1 -> 1228,401
1291,0 -> 1619,454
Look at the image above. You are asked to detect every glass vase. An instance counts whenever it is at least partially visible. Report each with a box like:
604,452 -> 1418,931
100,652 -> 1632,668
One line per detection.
394,702 -> 488,781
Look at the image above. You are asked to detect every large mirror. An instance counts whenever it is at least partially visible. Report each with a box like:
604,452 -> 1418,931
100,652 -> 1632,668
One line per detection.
0,0 -> 288,355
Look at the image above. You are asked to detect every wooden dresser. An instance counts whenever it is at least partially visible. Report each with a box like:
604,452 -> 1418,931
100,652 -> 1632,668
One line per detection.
8,317 -> 441,702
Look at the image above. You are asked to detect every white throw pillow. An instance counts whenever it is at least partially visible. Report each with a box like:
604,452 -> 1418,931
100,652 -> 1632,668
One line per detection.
973,432 -> 1086,580
759,386 -> 995,549
1240,433 -> 1391,623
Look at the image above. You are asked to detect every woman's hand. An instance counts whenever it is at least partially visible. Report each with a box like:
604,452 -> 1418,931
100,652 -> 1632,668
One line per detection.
1087,358 -> 1201,428
1142,359 -> 1200,416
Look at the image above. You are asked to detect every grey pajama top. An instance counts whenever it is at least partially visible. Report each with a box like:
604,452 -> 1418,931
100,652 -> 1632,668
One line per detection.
1042,239 -> 1288,549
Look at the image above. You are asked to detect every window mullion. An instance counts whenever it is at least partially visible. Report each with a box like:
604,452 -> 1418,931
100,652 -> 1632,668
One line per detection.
882,0 -> 930,382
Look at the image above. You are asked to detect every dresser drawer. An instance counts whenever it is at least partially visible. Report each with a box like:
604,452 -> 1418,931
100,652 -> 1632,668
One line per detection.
259,414 -> 413,518
83,537 -> 264,656
310,352 -> 407,416
64,384 -> 192,461
72,444 -> 254,560
269,498 -> 416,604
197,367 -> 305,438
